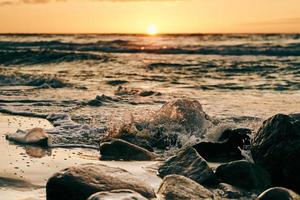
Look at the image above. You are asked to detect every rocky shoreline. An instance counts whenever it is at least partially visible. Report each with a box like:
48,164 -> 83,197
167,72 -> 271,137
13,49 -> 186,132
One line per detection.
4,98 -> 300,200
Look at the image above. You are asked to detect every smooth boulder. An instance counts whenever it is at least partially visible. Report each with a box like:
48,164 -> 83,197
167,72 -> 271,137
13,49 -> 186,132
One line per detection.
99,139 -> 157,161
257,187 -> 300,200
87,189 -> 148,200
215,160 -> 271,191
158,147 -> 217,185
6,127 -> 49,146
46,163 -> 155,200
157,175 -> 215,200
251,114 -> 300,192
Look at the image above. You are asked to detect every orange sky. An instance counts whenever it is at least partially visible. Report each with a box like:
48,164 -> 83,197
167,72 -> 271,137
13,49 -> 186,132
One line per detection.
0,0 -> 300,33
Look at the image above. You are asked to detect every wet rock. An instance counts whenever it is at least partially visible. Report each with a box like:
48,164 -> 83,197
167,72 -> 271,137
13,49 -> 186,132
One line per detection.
99,139 -> 157,161
102,98 -> 216,151
250,114 -> 300,192
152,98 -> 216,134
118,134 -> 153,152
46,163 -> 155,200
87,189 -> 148,200
214,183 -> 252,199
193,128 -> 251,162
193,142 -> 243,162
157,174 -> 215,200
215,160 -> 271,191
158,147 -> 217,186
218,128 -> 251,144
257,187 -> 300,200
6,127 -> 49,146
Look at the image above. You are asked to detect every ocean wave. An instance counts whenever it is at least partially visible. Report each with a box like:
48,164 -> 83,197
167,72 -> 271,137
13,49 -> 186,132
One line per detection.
1,39 -> 300,56
0,49 -> 110,65
0,73 -> 70,88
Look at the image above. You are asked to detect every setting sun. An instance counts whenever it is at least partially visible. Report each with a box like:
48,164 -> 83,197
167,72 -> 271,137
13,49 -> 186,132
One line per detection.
147,25 -> 158,35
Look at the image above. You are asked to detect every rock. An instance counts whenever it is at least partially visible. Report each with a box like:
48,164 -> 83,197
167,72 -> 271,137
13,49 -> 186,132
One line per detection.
214,183 -> 252,199
218,128 -> 251,145
193,128 -> 251,162
6,127 -> 49,146
215,160 -> 271,191
99,139 -> 157,161
46,164 -> 155,200
87,189 -> 148,200
250,114 -> 300,192
257,187 -> 300,200
152,98 -> 215,134
157,175 -> 215,200
193,142 -> 243,162
158,147 -> 217,186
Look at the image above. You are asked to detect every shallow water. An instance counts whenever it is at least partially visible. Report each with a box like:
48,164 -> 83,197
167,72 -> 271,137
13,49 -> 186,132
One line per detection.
0,114 -> 161,200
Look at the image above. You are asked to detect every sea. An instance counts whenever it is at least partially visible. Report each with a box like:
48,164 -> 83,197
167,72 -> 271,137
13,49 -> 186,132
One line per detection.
0,33 -> 300,144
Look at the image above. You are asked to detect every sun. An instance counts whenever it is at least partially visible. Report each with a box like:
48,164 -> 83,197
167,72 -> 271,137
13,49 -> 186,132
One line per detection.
147,24 -> 158,35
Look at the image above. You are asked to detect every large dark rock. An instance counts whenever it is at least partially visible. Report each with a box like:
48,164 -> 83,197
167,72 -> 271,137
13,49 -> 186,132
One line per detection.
99,139 -> 157,161
46,164 -> 155,200
6,127 -> 49,146
158,147 -> 217,185
87,189 -> 148,200
218,128 -> 251,145
215,160 -> 271,191
251,114 -> 300,192
193,128 -> 251,162
257,187 -> 300,200
157,175 -> 215,200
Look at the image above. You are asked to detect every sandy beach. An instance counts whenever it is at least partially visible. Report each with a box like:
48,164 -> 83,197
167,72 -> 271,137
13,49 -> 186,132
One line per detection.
0,114 -> 162,200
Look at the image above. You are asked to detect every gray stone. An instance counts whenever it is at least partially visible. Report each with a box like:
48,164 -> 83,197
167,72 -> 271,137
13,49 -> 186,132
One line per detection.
46,163 -> 155,200
158,147 -> 217,185
251,114 -> 300,193
215,160 -> 271,191
157,174 -> 216,200
257,187 -> 300,200
6,127 -> 49,146
100,139 -> 157,161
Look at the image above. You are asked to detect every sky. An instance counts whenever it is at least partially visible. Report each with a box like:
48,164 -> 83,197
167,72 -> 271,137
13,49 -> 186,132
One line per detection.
0,0 -> 300,34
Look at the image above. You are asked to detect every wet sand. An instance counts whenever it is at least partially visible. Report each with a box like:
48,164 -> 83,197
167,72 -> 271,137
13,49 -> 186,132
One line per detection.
0,114 -> 162,200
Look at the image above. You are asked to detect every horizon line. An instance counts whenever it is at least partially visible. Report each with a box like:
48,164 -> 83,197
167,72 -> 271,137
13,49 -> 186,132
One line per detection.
1,32 -> 300,35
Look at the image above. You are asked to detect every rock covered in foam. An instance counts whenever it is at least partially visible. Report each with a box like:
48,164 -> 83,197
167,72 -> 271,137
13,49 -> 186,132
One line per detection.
257,187 -> 300,200
6,127 -> 49,146
215,160 -> 271,191
102,98 -> 217,151
87,189 -> 148,200
152,98 -> 216,135
250,114 -> 300,193
46,163 -> 156,200
157,174 -> 215,200
158,147 -> 217,185
99,139 -> 157,161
